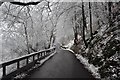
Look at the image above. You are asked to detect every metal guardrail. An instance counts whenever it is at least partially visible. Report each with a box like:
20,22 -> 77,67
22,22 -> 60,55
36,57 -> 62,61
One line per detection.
0,47 -> 55,79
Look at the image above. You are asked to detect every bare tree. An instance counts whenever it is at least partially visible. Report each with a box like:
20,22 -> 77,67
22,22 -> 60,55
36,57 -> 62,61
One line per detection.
23,21 -> 30,54
108,2 -> 112,27
82,1 -> 88,48
89,2 -> 93,39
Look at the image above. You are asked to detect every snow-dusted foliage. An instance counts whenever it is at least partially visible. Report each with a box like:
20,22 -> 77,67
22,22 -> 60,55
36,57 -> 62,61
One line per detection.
74,2 -> 120,80
0,1 -> 60,77
0,1 -> 119,79
70,2 -> 120,80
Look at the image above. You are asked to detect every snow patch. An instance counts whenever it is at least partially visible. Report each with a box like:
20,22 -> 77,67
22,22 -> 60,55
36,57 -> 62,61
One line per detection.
64,40 -> 74,49
61,40 -> 74,53
85,48 -> 89,53
63,40 -> 101,79
76,54 -> 101,79
115,37 -> 120,41
62,48 -> 74,53
98,25 -> 107,36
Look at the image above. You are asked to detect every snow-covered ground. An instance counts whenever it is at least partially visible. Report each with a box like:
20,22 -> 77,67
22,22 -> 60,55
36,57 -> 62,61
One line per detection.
62,40 -> 101,79
75,54 -> 101,79
62,40 -> 74,53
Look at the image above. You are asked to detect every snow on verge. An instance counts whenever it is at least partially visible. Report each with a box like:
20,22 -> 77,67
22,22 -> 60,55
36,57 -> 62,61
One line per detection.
76,54 -> 101,79
62,40 -> 74,53
63,40 -> 101,79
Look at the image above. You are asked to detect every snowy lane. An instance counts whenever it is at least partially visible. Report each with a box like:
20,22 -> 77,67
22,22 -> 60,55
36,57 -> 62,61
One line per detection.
26,49 -> 95,79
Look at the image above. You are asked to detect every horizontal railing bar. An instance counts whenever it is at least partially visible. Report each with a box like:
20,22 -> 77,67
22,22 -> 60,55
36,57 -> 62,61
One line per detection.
2,53 -> 51,79
0,47 -> 55,69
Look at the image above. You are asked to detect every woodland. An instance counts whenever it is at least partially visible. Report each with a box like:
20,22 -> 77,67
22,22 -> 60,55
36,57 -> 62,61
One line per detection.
0,0 -> 120,79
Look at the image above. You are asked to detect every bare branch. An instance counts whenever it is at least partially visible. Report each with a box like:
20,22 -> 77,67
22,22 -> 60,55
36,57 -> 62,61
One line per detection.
27,6 -> 34,29
10,1 -> 40,6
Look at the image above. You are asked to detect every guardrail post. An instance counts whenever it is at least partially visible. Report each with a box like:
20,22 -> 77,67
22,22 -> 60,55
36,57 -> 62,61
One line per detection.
44,52 -> 45,56
17,61 -> 20,69
3,66 -> 6,77
43,52 -> 44,56
40,53 -> 42,57
26,57 -> 29,64
42,52 -> 43,56
38,54 -> 39,59
45,51 -> 46,55
33,55 -> 35,61
54,48 -> 55,52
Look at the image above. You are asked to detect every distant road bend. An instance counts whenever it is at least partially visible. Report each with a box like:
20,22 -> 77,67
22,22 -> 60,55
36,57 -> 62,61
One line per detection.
26,48 -> 96,79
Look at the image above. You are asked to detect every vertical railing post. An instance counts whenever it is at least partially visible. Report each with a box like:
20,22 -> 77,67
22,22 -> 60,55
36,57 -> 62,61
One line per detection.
43,52 -> 44,56
3,66 -> 6,77
44,52 -> 46,55
42,52 -> 44,56
50,49 -> 51,53
38,53 -> 39,59
26,57 -> 29,64
17,61 -> 20,69
41,52 -> 43,56
40,53 -> 42,57
33,55 -> 35,61
44,52 -> 46,56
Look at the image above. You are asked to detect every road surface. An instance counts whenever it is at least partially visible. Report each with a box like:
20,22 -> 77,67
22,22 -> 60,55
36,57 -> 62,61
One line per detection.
25,48 -> 96,79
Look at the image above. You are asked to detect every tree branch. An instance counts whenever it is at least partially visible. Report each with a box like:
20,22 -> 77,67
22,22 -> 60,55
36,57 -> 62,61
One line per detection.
10,1 -> 40,6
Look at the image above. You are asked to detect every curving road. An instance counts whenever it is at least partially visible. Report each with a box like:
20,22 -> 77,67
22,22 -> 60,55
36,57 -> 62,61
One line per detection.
26,48 -> 96,79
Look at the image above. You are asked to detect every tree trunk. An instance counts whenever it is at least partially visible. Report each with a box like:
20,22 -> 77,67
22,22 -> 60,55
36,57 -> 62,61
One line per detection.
52,35 -> 55,46
48,30 -> 54,48
108,2 -> 112,27
89,2 -> 93,39
82,2 -> 88,48
74,11 -> 78,45
24,23 -> 30,54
